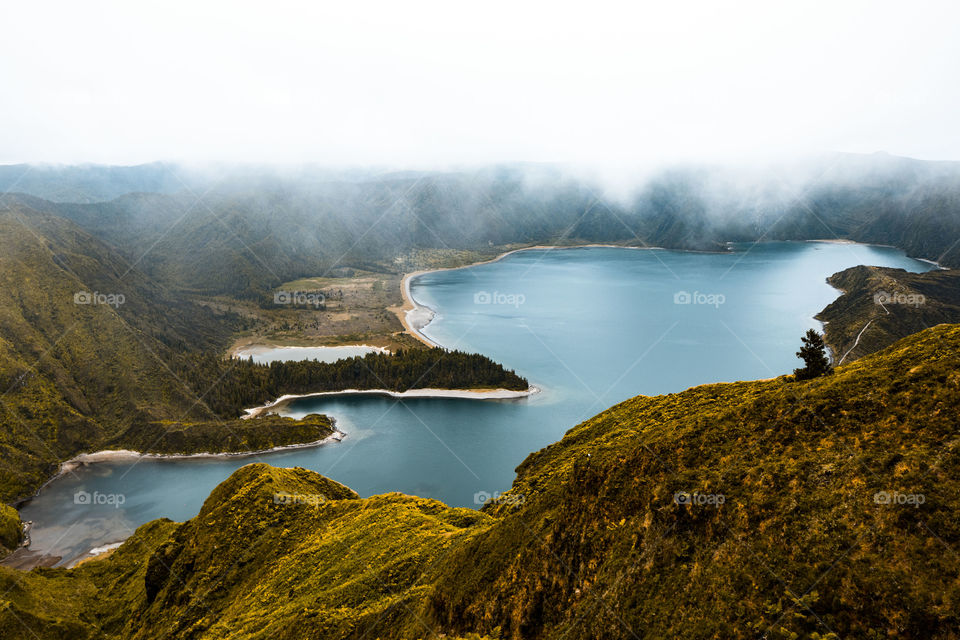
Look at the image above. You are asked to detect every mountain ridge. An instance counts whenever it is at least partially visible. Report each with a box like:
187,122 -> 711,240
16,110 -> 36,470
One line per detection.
819,265 -> 960,362
1,324 -> 958,638
5,153 -> 959,299
0,201 -> 531,503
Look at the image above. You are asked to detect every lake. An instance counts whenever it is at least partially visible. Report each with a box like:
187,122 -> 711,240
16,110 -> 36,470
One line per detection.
19,242 -> 935,565
233,344 -> 389,364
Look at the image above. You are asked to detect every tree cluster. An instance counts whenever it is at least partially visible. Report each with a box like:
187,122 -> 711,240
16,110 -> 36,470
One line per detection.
172,348 -> 529,418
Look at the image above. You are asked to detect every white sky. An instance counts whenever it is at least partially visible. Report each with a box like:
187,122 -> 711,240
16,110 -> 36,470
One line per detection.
1,0 -> 958,166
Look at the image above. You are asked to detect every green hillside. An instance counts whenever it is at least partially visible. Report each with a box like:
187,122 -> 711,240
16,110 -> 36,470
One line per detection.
0,205 -> 239,501
0,203 -> 530,504
6,154 -> 959,300
3,324 -> 957,639
429,324 -> 960,639
172,349 -> 529,418
819,265 -> 960,363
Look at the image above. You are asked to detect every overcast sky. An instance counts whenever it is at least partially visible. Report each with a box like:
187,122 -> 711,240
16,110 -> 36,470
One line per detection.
2,1 -> 958,167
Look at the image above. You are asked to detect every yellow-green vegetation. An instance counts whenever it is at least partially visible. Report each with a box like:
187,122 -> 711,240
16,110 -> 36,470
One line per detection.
0,464 -> 491,639
252,268 -> 416,350
0,208 -> 236,502
819,265 -> 960,363
0,517 -> 178,639
393,247 -> 511,273
133,465 -> 487,639
0,208 -> 526,502
105,414 -> 336,456
431,323 -> 960,638
2,324 -> 959,638
0,504 -> 20,557
0,209 -> 348,503
173,349 -> 529,418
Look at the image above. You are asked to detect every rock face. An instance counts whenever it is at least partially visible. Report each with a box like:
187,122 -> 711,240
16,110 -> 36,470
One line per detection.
3,325 -> 960,639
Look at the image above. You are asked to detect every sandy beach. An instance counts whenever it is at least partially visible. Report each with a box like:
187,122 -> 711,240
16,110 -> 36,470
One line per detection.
392,243 -> 660,346
229,341 -> 392,359
805,238 -> 861,244
917,257 -> 948,269
242,385 -> 541,419
56,428 -> 347,473
805,240 -> 947,269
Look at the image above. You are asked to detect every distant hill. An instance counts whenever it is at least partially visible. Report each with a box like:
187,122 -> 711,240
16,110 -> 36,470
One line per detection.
34,167 -> 599,297
819,265 -> 960,362
0,202 -> 531,502
0,204 -> 243,500
2,324 -> 958,638
1,154 -> 957,495
3,154 -> 958,299
0,163 -> 187,203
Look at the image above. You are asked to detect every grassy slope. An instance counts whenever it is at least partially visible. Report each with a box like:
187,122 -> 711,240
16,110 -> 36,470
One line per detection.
28,156 -> 960,302
2,325 -> 959,639
104,414 -> 336,456
0,464 -> 491,640
0,505 -> 20,554
431,324 -> 960,638
0,207 -> 212,501
819,266 -> 960,363
128,465 -> 488,640
0,205 -> 523,503
0,207 -> 322,502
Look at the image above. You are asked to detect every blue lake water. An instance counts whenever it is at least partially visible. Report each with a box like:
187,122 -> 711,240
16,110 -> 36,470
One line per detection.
19,242 -> 934,565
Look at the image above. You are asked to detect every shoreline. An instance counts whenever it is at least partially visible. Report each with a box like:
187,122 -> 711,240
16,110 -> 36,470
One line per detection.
228,341 -> 392,359
804,239 -> 947,270
395,241 -> 883,346
242,385 -> 541,419
804,238 -> 861,244
917,257 -> 948,270
54,428 -> 347,474
393,238 -> 944,363
393,243 -> 667,346
70,541 -> 124,568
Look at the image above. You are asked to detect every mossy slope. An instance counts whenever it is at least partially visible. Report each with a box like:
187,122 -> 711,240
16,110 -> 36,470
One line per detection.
2,464 -> 490,639
105,414 -> 336,456
0,206 -> 523,502
430,324 -> 960,638
130,464 -> 488,639
0,504 -> 21,556
0,206 -> 240,501
819,265 -> 960,362
3,325 -> 960,639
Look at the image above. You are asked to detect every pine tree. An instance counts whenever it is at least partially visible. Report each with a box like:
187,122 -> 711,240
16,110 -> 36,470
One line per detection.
793,329 -> 832,381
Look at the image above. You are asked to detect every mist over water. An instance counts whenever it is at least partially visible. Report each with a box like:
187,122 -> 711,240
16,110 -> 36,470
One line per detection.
19,242 -> 934,565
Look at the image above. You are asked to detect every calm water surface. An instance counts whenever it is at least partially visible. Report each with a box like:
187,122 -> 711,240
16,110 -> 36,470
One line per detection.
20,243 -> 934,565
233,344 -> 388,364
